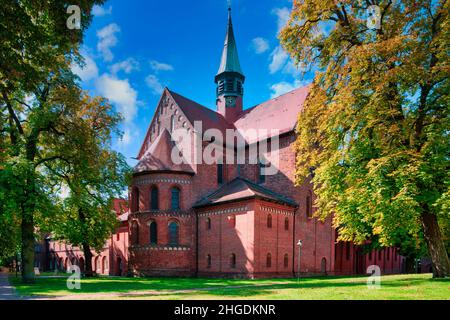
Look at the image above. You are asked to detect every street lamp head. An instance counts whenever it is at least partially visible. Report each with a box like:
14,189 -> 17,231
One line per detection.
297,240 -> 303,247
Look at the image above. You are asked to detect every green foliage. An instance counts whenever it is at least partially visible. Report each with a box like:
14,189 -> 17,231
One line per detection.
0,0 -> 104,93
280,1 -> 449,259
0,1 -> 133,278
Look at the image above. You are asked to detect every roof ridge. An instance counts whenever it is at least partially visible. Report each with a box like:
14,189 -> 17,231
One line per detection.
193,176 -> 297,208
239,177 -> 297,205
167,89 -> 234,128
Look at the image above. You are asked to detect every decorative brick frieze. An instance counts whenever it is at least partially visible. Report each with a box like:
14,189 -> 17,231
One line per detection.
259,205 -> 294,216
197,206 -> 248,217
134,177 -> 191,185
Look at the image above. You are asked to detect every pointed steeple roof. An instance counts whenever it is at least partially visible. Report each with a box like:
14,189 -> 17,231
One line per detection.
217,7 -> 243,76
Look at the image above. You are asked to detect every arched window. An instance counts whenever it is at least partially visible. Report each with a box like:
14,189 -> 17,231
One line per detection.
284,217 -> 289,230
346,242 -> 351,260
132,187 -> 140,212
228,215 -> 236,228
207,255 -> 211,269
284,254 -> 289,268
321,257 -> 327,274
131,221 -> 139,245
306,191 -> 312,217
266,253 -> 272,268
171,187 -> 180,210
149,221 -> 157,245
170,115 -> 175,133
79,257 -> 85,272
267,214 -> 272,228
206,218 -> 211,230
217,163 -> 224,184
168,221 -> 179,246
230,253 -> 236,268
150,187 -> 159,210
102,256 -> 107,274
96,256 -> 101,271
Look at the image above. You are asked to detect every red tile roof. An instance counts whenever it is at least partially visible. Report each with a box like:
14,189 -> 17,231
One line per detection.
134,129 -> 194,174
193,177 -> 297,208
137,85 -> 310,161
233,86 -> 310,143
112,198 -> 128,216
168,89 -> 235,134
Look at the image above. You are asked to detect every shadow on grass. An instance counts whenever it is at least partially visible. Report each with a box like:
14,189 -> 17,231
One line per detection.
11,273 -> 446,299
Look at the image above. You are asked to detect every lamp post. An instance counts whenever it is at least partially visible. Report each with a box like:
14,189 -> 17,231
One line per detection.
297,240 -> 302,283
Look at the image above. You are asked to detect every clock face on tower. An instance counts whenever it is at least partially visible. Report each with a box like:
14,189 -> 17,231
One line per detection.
225,96 -> 236,107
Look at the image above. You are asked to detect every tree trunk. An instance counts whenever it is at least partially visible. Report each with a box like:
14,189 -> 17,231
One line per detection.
82,242 -> 94,277
21,209 -> 35,283
421,211 -> 450,278
21,133 -> 39,283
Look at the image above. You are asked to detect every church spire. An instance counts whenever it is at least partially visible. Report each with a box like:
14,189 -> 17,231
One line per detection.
216,4 -> 243,76
215,2 -> 245,123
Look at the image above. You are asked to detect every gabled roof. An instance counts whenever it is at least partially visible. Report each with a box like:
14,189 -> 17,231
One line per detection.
217,8 -> 243,76
193,177 -> 298,208
112,198 -> 129,222
138,85 -> 310,160
112,198 -> 128,215
233,86 -> 310,144
168,89 -> 234,134
134,129 -> 194,175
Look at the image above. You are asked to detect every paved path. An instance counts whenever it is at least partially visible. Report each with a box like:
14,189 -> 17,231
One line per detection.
0,272 -> 19,300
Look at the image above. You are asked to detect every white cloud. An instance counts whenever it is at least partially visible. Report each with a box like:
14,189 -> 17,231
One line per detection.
92,5 -> 112,17
97,23 -> 120,62
272,7 -> 291,33
109,58 -> 139,75
95,74 -> 138,123
145,75 -> 164,95
252,37 -> 270,54
282,60 -> 301,77
269,46 -> 289,74
270,80 -> 305,98
269,45 -> 302,76
117,128 -> 135,147
71,54 -> 98,82
149,60 -> 174,72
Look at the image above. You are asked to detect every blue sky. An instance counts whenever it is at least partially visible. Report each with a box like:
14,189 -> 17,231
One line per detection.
72,0 -> 313,166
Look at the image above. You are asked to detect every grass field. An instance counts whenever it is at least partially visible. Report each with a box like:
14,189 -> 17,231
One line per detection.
10,273 -> 449,300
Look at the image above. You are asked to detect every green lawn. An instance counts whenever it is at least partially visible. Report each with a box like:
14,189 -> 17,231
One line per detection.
10,273 -> 449,300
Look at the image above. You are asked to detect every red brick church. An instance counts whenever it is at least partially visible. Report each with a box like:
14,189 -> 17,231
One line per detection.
43,7 -> 404,278
126,8 -> 403,278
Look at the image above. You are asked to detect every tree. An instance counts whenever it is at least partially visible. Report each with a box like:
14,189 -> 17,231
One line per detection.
43,94 -> 130,276
0,0 -> 104,282
280,0 -> 449,277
